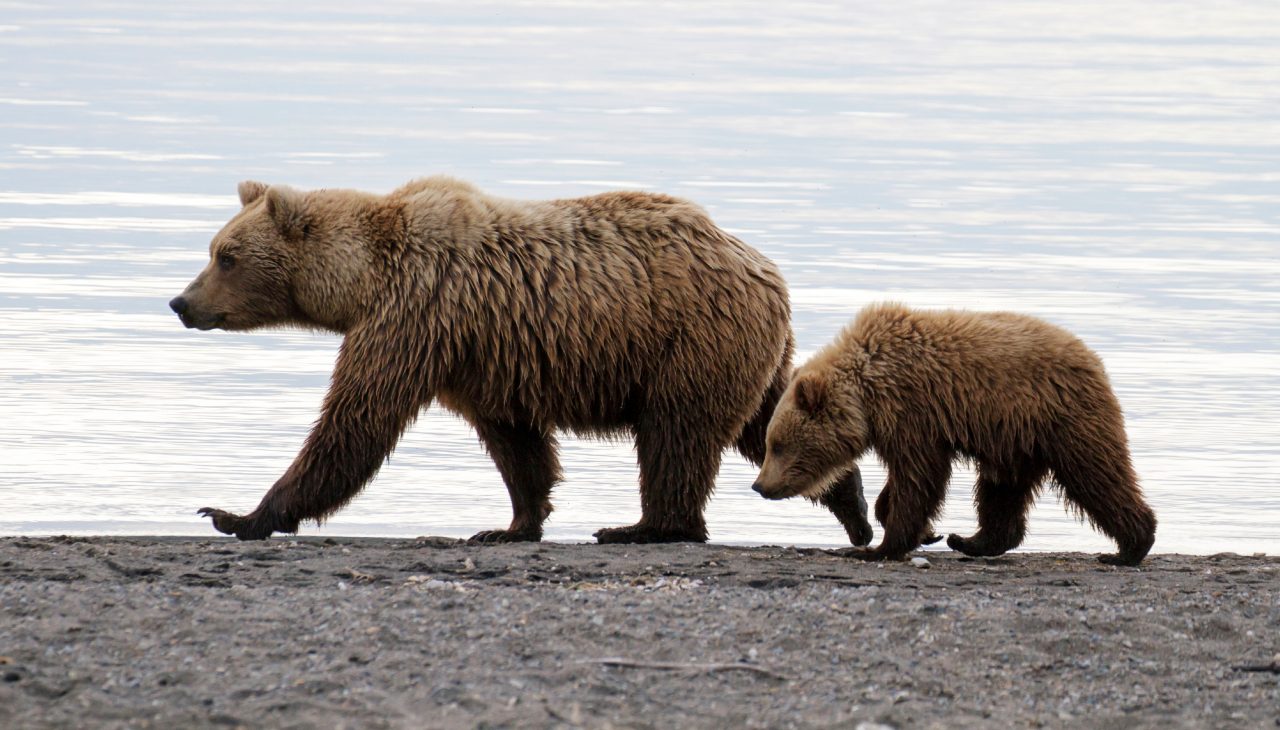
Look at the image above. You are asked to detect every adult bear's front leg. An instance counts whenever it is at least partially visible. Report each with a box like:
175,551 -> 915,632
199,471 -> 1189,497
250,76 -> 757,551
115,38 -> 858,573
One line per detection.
196,507 -> 284,540
594,417 -> 718,544
467,418 -> 561,543
198,325 -> 430,540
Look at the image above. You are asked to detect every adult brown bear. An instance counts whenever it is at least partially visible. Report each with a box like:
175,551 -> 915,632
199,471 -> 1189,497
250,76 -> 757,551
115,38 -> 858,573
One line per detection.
752,303 -> 1157,565
171,177 -> 872,545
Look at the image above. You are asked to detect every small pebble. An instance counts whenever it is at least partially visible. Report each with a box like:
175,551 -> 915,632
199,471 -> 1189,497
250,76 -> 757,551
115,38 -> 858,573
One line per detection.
910,557 -> 931,569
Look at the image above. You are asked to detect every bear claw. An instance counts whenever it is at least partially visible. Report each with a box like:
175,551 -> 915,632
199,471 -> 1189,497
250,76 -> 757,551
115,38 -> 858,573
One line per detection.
845,519 -> 874,547
197,507 -> 273,541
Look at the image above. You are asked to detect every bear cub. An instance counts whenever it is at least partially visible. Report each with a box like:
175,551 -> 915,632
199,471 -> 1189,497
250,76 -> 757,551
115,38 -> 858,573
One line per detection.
753,303 -> 1156,566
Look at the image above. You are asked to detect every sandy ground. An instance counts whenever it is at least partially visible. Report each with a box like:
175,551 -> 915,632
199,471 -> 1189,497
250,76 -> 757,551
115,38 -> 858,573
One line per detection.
0,537 -> 1276,729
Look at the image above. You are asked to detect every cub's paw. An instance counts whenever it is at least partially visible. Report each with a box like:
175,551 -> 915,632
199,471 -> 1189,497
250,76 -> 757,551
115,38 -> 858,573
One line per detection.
467,528 -> 542,544
197,507 -> 273,541
842,546 -> 907,562
593,524 -> 708,545
921,533 -> 944,546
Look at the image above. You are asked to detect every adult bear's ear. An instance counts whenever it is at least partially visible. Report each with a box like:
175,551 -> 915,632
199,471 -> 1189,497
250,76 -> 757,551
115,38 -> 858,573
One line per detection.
793,375 -> 827,415
237,180 -> 268,207
265,185 -> 309,240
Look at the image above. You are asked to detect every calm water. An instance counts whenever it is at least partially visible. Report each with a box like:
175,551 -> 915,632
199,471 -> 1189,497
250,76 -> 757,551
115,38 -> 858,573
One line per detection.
2,2 -> 1277,554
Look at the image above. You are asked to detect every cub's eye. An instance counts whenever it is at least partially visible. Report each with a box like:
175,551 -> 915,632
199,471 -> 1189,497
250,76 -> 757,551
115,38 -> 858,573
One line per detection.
217,252 -> 235,271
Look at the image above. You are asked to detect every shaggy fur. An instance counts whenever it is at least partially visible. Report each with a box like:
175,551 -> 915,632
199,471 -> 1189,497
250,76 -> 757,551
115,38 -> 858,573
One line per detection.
752,303 -> 1157,566
171,177 -> 873,545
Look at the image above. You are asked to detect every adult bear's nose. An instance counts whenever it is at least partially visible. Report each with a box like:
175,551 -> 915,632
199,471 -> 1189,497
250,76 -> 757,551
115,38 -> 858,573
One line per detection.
169,296 -> 188,315
751,481 -> 765,495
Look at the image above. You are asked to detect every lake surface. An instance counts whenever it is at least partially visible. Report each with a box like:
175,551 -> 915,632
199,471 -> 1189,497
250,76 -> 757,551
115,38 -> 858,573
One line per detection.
2,1 -> 1277,554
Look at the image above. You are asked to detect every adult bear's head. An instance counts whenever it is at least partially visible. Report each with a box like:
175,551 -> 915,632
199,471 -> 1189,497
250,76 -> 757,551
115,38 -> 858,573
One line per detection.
169,181 -> 375,334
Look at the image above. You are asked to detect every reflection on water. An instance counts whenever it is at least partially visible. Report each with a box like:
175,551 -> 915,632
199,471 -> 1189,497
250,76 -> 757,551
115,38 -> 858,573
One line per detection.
1,1 -> 1277,553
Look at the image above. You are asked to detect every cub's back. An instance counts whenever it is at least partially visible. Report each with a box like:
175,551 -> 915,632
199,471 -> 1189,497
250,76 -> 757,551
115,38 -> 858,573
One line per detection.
849,303 -> 1101,378
841,304 -> 1115,449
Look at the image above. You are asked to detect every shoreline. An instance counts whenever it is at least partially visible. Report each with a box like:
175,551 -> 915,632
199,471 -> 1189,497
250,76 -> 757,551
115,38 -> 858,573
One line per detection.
2,530 -> 1268,557
2,536 -> 1277,728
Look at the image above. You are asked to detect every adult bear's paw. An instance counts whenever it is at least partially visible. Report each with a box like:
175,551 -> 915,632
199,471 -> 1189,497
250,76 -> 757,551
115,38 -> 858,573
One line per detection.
593,523 -> 708,544
197,507 -> 274,541
467,528 -> 542,544
1097,552 -> 1144,567
846,519 -> 875,547
946,533 -> 1011,557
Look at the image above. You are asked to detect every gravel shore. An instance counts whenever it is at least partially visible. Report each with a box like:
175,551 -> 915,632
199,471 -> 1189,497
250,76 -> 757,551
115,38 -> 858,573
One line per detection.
1,536 -> 1276,729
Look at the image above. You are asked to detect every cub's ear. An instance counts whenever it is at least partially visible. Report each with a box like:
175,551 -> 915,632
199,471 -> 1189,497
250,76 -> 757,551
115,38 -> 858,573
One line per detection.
265,185 -> 309,240
237,180 -> 268,207
793,375 -> 828,415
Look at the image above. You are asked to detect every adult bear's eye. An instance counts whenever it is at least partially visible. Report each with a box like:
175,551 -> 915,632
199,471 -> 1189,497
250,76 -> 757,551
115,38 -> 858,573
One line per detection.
217,252 -> 235,271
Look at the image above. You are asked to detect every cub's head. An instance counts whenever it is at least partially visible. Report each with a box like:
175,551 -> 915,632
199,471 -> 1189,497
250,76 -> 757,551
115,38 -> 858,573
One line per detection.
169,181 -> 312,332
752,370 -> 869,500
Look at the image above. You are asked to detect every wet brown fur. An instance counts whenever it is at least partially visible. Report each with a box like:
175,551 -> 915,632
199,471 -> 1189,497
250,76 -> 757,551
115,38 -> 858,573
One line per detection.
753,303 -> 1157,566
176,177 -> 873,545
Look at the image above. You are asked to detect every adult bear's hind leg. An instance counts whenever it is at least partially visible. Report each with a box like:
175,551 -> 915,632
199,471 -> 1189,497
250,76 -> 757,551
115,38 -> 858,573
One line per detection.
812,469 -> 874,546
468,419 -> 561,543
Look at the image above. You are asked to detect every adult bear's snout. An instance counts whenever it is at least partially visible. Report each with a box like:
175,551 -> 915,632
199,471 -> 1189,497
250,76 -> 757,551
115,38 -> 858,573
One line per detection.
169,296 -> 189,315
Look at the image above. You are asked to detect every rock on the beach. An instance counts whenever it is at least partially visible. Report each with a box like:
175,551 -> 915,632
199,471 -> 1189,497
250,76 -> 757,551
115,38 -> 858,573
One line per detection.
910,557 -> 931,569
